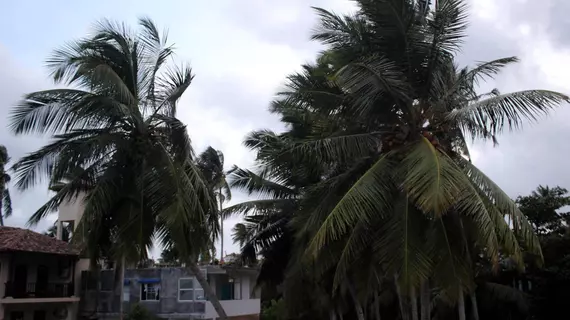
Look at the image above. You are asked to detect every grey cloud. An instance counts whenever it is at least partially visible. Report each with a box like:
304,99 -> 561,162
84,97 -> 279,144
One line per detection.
0,48 -> 56,233
221,0 -> 351,51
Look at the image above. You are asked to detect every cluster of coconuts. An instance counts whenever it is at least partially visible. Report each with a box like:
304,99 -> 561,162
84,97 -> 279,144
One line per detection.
422,131 -> 440,147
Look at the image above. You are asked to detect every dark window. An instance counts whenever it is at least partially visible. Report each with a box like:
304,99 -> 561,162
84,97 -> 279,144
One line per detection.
33,310 -> 46,320
10,311 -> 24,320
140,283 -> 160,301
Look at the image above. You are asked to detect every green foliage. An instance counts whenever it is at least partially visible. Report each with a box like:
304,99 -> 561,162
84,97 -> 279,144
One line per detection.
261,299 -> 286,320
0,145 -> 12,226
516,185 -> 570,235
228,1 -> 569,319
125,304 -> 160,320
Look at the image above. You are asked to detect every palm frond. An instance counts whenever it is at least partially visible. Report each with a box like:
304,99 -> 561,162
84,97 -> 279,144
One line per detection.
222,199 -> 294,219
335,55 -> 411,115
449,90 -> 569,137
228,167 -> 297,199
155,64 -> 194,117
2,189 -> 12,219
308,153 -> 395,255
462,57 -> 519,86
458,158 -> 541,261
400,138 -> 464,216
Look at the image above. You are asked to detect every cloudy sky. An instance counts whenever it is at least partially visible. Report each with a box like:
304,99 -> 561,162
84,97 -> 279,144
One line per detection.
1,0 -> 570,258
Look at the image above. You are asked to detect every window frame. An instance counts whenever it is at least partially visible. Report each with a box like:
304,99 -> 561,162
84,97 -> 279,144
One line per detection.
140,283 -> 160,302
178,277 -> 205,302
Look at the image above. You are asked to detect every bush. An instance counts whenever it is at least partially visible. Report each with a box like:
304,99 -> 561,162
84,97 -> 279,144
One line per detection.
124,304 -> 158,320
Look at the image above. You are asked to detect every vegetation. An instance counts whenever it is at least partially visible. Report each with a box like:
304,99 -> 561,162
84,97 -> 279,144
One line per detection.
9,18 -> 228,319
6,0 -> 570,320
0,145 -> 12,226
226,0 -> 570,319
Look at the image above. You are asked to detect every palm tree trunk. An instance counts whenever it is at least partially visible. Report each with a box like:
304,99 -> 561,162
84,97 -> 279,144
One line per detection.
330,309 -> 337,320
119,256 -> 125,320
374,291 -> 381,320
420,281 -> 430,320
458,290 -> 466,320
219,188 -> 224,263
0,179 -> 4,226
394,275 -> 409,320
470,294 -> 479,320
411,287 -> 419,320
188,263 -> 228,320
346,281 -> 365,320
0,196 -> 3,226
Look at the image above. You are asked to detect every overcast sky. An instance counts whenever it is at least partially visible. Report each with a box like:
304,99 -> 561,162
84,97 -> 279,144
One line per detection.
1,0 -> 570,258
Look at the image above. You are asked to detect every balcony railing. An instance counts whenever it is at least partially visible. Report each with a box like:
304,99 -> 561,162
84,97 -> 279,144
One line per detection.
4,282 -> 74,298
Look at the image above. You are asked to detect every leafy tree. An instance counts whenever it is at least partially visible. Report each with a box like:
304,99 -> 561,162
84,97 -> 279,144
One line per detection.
10,18 -> 227,319
0,145 -> 12,226
516,185 -> 570,235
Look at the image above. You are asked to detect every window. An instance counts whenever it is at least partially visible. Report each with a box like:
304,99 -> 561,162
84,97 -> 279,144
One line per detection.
10,311 -> 24,320
234,277 -> 242,300
140,283 -> 160,301
178,278 -> 205,301
123,285 -> 130,302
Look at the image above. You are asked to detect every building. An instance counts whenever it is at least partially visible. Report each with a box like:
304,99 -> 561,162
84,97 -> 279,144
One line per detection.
80,265 -> 260,320
56,195 -> 261,320
0,226 -> 80,320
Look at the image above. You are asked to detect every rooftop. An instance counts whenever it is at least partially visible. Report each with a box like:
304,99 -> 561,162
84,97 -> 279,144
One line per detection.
0,226 -> 79,256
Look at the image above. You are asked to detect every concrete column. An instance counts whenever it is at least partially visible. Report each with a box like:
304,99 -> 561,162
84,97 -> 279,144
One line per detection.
56,220 -> 63,240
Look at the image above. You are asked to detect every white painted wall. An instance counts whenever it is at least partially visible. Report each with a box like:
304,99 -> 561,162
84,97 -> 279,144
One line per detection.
57,194 -> 85,225
204,298 -> 261,319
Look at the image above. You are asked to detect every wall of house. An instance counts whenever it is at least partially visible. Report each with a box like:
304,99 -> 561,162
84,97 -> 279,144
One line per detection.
57,195 -> 85,224
204,299 -> 261,319
80,267 -> 260,319
3,303 -> 76,320
7,252 -> 75,286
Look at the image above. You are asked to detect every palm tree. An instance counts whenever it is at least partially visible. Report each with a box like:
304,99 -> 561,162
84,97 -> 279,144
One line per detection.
0,145 -> 12,226
230,0 -> 569,318
196,147 -> 231,262
10,18 -> 228,319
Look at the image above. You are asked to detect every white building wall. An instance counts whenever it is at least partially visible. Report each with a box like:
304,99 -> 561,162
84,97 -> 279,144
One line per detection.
57,194 -> 85,224
204,299 -> 261,319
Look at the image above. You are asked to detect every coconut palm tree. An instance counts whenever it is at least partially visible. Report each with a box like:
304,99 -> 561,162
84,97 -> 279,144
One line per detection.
196,147 -> 231,262
0,145 -> 12,226
229,0 -> 569,318
10,18 -> 228,319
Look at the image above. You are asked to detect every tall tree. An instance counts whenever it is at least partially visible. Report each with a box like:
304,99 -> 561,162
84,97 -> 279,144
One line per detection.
229,0 -> 569,318
516,185 -> 570,235
0,145 -> 12,226
196,147 -> 231,262
10,18 -> 228,319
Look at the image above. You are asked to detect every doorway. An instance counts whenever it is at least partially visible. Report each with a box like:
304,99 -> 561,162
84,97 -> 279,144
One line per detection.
33,310 -> 46,320
36,265 -> 49,296
13,265 -> 27,297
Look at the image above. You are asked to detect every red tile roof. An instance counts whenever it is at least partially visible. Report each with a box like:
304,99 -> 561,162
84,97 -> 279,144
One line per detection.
0,226 -> 79,256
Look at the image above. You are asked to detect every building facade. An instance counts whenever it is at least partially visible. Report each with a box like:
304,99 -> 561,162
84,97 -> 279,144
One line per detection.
80,266 -> 260,320
57,194 -> 261,320
0,227 -> 80,320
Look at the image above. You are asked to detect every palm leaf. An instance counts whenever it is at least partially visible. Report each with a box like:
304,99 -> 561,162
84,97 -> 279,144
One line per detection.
458,158 -> 541,261
228,167 -> 296,199
448,90 -> 569,137
400,137 -> 465,216
308,153 -> 395,255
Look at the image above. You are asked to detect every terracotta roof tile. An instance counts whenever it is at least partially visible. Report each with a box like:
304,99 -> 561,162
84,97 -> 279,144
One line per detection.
0,226 -> 79,256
